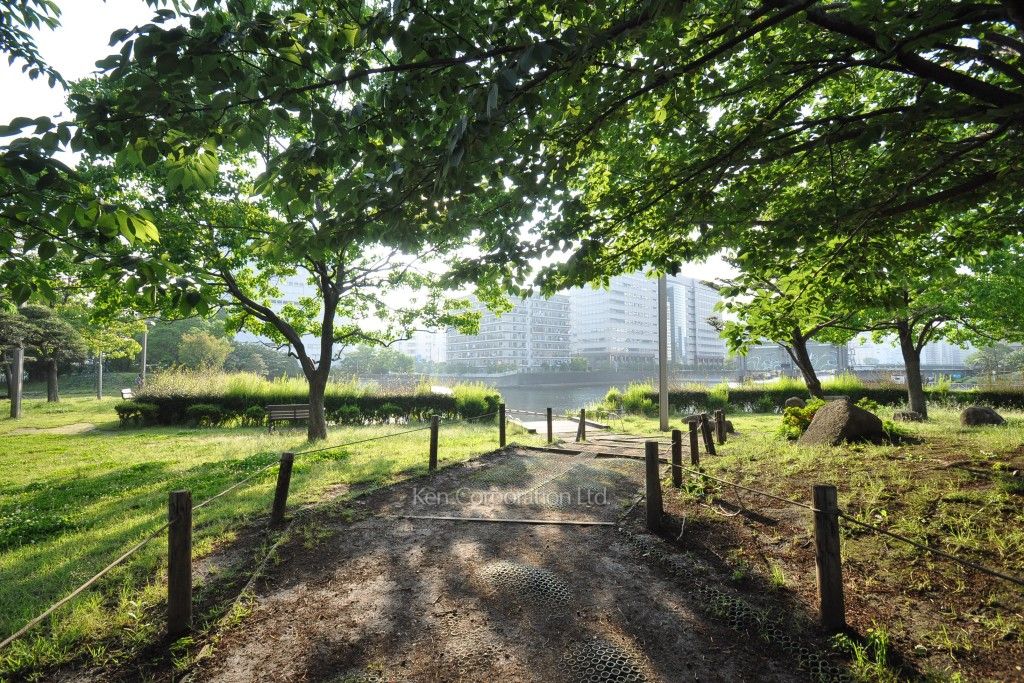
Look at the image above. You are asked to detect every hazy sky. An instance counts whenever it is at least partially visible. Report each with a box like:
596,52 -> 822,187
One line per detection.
0,0 -> 734,284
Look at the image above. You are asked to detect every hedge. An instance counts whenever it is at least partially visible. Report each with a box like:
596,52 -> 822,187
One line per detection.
641,387 -> 1024,413
122,372 -> 502,427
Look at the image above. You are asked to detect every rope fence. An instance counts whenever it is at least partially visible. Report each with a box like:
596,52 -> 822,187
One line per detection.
0,403 -> 515,653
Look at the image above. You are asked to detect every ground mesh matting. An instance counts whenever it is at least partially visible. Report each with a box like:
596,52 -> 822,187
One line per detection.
395,449 -> 646,523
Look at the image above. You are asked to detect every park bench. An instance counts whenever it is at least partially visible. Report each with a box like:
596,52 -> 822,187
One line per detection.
121,388 -> 134,400
265,403 -> 311,432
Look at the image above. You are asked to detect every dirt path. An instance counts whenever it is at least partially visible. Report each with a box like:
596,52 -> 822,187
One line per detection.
189,447 -> 818,682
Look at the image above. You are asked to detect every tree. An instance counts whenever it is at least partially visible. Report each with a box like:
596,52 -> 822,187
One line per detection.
0,307 -> 34,399
226,342 -> 300,378
146,317 -> 230,368
19,305 -> 87,402
177,330 -> 232,371
335,346 -> 415,376
966,344 -> 1015,376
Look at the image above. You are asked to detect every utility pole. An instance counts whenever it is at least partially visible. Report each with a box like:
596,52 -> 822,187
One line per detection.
658,275 -> 669,431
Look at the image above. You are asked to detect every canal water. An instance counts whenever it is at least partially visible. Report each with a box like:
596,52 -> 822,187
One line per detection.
498,385 -> 619,412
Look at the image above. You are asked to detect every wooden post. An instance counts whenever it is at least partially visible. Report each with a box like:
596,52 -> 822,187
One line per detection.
813,485 -> 846,632
499,403 -> 506,447
579,408 -> 586,441
10,346 -> 24,419
167,490 -> 192,638
715,409 -> 726,445
688,421 -> 700,467
700,413 -> 716,455
671,429 -> 682,488
429,415 -> 439,471
270,452 -> 295,526
546,407 -> 553,443
644,441 -> 662,531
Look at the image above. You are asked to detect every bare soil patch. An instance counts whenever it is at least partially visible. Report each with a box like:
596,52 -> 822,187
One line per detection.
181,447 -> 822,682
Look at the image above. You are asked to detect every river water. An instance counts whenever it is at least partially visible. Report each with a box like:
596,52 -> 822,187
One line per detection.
498,385 -> 619,412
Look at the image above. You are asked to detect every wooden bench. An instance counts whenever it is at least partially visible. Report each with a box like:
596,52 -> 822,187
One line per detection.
265,404 -> 311,432
121,388 -> 135,400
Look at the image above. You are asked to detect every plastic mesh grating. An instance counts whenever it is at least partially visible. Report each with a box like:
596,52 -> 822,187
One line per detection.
480,560 -> 573,608
562,640 -> 647,683
324,669 -> 384,683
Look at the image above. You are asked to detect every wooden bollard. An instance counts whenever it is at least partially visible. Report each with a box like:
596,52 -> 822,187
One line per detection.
813,485 -> 846,632
645,441 -> 663,531
270,452 -> 295,526
546,407 -> 553,443
700,413 -> 716,455
580,408 -> 586,441
688,421 -> 700,467
167,490 -> 192,638
715,409 -> 726,445
671,429 -> 682,488
499,403 -> 506,447
429,416 -> 439,471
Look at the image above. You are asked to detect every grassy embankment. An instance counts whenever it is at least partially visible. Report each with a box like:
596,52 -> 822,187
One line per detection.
612,407 -> 1024,682
0,395 -> 540,679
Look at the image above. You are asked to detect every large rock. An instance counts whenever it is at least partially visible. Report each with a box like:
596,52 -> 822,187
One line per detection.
725,419 -> 735,434
960,406 -> 1005,427
784,396 -> 806,409
799,399 -> 886,446
893,410 -> 924,422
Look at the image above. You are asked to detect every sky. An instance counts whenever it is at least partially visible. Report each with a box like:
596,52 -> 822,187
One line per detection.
0,0 -> 736,285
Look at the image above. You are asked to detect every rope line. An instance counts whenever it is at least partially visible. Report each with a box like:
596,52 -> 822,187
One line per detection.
0,517 -> 172,651
292,424 -> 433,456
837,511 -> 1024,589
667,462 -> 818,512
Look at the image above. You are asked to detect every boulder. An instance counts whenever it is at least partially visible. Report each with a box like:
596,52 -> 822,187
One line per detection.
799,400 -> 886,446
893,410 -> 924,422
960,406 -> 1005,427
784,396 -> 806,409
725,419 -> 735,434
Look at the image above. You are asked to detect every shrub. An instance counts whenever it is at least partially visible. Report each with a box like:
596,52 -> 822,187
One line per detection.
332,404 -> 362,425
855,396 -> 881,414
115,401 -> 158,427
622,383 -> 656,415
185,403 -> 226,427
754,395 -> 776,414
452,382 -> 501,418
707,382 -> 730,409
779,398 -> 825,440
241,405 -> 266,427
821,372 -> 865,393
603,387 -> 623,409
377,402 -> 402,423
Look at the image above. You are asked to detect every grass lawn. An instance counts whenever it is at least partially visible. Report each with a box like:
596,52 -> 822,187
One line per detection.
613,407 -> 1024,682
0,396 -> 541,679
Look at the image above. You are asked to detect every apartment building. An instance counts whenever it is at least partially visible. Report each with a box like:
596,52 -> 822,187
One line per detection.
445,295 -> 572,370
568,273 -> 727,367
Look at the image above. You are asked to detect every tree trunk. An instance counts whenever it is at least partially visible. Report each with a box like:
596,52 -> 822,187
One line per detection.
306,371 -> 329,441
46,359 -> 59,403
788,336 -> 825,399
896,320 -> 928,418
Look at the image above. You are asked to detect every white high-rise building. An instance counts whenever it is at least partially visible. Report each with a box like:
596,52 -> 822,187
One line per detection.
446,295 -> 572,370
849,334 -> 972,367
393,331 -> 447,364
568,273 -> 726,366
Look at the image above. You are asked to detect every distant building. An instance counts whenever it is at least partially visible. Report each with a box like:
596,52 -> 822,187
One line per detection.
445,295 -> 572,371
745,342 -> 847,374
393,331 -> 447,364
849,334 -> 972,368
568,273 -> 726,367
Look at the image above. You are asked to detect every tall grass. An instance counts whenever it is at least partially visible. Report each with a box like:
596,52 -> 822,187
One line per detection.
135,370 -> 501,424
